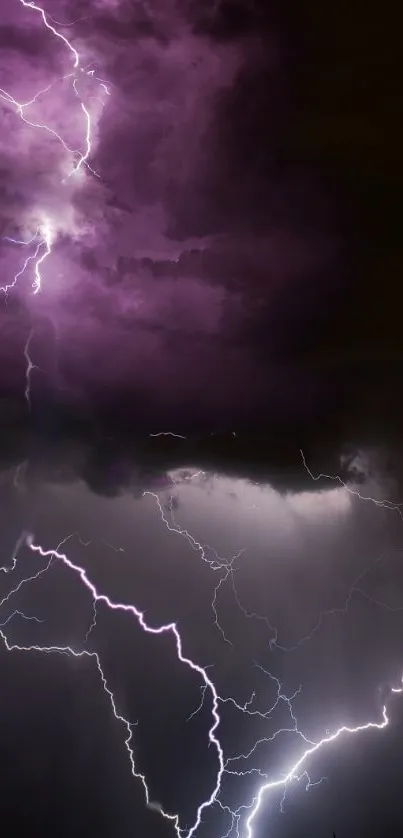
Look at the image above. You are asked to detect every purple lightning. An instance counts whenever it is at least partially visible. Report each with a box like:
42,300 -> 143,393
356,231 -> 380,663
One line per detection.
0,0 -> 109,298
0,225 -> 51,298
24,329 -> 40,408
0,7 -> 400,835
0,0 -> 110,408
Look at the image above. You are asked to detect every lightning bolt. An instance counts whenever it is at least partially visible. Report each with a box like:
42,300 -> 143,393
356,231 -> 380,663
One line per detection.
1,219 -> 53,302
1,464 -> 403,838
142,461 -> 403,837
242,701 -> 395,838
143,486 -> 248,644
23,329 -> 39,408
0,0 -> 107,295
0,5 -> 401,823
1,533 -> 225,838
222,451 -> 403,838
300,448 -> 403,518
0,0 -> 110,405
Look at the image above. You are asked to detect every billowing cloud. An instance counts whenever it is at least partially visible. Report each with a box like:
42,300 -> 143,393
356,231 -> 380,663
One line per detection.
0,0 -> 342,431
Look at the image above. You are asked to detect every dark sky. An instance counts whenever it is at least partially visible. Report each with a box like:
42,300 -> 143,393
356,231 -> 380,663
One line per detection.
0,1 -> 402,837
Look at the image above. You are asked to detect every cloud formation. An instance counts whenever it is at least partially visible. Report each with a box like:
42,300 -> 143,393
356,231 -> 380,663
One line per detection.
0,0 -> 401,504
0,0 -> 341,430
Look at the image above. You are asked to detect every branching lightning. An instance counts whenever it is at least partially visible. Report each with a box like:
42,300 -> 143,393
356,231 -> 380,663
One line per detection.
1,451 -> 403,838
1,533 -> 225,838
141,458 -> 403,836
0,0 -> 107,277
0,0 -> 110,403
300,448 -> 403,519
1,2 -> 403,834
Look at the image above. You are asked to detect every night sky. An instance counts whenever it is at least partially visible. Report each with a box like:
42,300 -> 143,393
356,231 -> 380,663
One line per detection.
0,2 -> 402,837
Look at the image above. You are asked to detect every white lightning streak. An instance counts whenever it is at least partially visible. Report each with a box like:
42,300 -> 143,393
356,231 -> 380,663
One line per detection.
238,451 -> 403,838
144,488 -> 248,643
300,448 -> 403,518
0,492 -> 402,838
144,463 -> 403,838
20,535 -> 225,838
149,432 -> 187,439
20,1 -> 79,66
243,701 -> 395,838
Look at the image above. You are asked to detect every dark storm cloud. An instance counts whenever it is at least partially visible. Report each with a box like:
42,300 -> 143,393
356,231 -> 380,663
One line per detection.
0,0 -> 401,508
0,24 -> 62,61
1,0 -> 342,432
1,5 -> 402,838
1,404 -> 403,530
